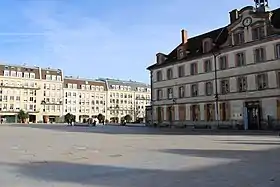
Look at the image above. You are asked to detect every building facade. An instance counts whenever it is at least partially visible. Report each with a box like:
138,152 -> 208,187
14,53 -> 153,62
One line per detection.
63,76 -> 107,122
41,68 -> 64,123
148,2 -> 280,129
0,64 -> 63,123
101,79 -> 151,123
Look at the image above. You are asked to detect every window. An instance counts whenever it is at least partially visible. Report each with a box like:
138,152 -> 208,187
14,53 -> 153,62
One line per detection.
156,71 -> 162,81
16,72 -> 22,77
205,82 -> 213,96
10,104 -> 14,110
10,96 -> 14,101
220,79 -> 230,94
237,76 -> 247,92
156,89 -> 162,100
46,75 -> 51,80
252,26 -> 265,40
254,48 -> 266,63
167,88 -> 173,99
24,72 -> 29,78
278,72 -> 280,88
30,73 -> 35,79
57,76 -> 62,81
166,68 -> 173,80
4,70 -> 9,76
178,65 -> 185,77
276,44 -> 280,59
191,84 -> 198,97
204,59 -> 212,73
190,63 -> 198,75
203,41 -> 211,53
219,102 -> 230,121
191,105 -> 200,121
178,86 -> 185,98
219,56 -> 228,70
256,73 -> 268,90
205,104 -> 215,121
52,75 -> 56,81
233,32 -> 244,45
235,52 -> 246,67
11,71 -> 16,77
178,49 -> 184,59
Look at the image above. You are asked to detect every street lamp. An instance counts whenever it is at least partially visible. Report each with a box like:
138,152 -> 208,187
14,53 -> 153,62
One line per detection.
212,49 -> 220,127
211,27 -> 228,128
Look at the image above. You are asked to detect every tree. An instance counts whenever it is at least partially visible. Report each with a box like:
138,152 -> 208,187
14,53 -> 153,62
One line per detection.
18,109 -> 29,123
124,114 -> 132,122
65,113 -> 74,123
97,113 -> 105,123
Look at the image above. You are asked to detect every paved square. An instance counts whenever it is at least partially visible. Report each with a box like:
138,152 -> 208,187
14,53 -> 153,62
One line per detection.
0,124 -> 280,187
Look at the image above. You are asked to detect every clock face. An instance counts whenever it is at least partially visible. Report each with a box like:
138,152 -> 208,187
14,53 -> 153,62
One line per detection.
243,17 -> 252,27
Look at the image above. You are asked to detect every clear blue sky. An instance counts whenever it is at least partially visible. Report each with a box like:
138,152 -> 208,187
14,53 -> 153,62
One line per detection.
0,0 -> 279,83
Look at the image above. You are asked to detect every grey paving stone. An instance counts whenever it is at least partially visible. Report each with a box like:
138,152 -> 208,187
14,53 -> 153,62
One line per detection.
0,124 -> 279,187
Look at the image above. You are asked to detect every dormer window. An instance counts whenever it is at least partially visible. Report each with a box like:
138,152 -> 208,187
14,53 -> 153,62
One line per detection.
156,53 -> 166,64
233,31 -> 244,45
252,26 -> 265,41
178,49 -> 184,59
203,39 -> 212,53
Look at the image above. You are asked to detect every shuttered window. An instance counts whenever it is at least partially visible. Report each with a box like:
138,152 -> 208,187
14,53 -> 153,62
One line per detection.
179,105 -> 186,121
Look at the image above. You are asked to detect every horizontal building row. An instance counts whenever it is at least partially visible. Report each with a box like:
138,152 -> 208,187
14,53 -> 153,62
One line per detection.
0,64 -> 151,123
147,2 -> 280,130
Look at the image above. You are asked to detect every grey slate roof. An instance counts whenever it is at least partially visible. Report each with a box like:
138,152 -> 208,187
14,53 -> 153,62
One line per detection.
97,78 -> 150,91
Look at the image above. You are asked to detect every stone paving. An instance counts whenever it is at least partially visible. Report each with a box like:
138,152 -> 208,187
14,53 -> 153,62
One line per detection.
0,124 -> 280,187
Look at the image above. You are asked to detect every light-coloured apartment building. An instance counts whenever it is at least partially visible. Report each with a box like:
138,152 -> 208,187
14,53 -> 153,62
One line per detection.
0,64 -> 63,123
63,76 -> 107,122
101,79 -> 151,123
40,68 -> 64,123
147,2 -> 280,130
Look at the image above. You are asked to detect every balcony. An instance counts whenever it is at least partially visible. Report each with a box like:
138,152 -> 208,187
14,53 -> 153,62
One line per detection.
0,109 -> 40,113
0,84 -> 41,90
41,100 -> 63,106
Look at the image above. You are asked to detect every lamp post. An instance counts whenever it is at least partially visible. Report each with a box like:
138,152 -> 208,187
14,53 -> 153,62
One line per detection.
212,50 -> 220,127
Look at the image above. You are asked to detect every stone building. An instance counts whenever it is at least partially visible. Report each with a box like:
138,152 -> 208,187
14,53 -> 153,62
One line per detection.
147,1 -> 280,129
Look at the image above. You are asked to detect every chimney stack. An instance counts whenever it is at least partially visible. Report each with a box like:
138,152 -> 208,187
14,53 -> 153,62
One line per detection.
229,9 -> 239,23
181,29 -> 188,44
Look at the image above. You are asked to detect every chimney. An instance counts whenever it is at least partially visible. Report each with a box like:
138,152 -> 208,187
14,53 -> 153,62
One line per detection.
181,29 -> 188,44
229,9 -> 239,23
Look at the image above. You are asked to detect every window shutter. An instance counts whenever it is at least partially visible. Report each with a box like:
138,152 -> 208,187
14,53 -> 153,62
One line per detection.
219,103 -> 223,121
204,104 -> 207,121
277,100 -> 280,120
226,102 -> 231,120
190,105 -> 193,121
212,104 -> 215,121
197,105 -> 201,121
179,105 -> 186,121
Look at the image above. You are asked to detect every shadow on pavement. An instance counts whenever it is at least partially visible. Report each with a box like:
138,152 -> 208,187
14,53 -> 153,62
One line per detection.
7,123 -> 279,136
214,139 -> 280,146
2,147 -> 280,186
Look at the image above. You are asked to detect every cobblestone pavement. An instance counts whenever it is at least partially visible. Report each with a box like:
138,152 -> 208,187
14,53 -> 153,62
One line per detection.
0,124 -> 280,187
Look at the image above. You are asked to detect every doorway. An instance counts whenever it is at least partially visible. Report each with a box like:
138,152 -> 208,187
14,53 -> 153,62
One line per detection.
245,101 -> 261,130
